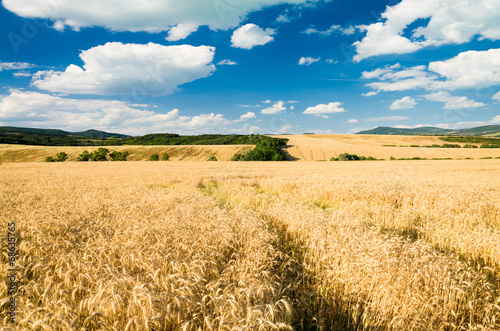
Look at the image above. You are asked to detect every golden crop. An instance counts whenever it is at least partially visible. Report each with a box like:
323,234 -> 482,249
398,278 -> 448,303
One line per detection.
1,160 -> 499,330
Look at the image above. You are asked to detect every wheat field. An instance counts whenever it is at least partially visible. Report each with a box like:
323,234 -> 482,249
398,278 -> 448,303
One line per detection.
278,135 -> 500,161
0,144 -> 255,163
1,160 -> 500,330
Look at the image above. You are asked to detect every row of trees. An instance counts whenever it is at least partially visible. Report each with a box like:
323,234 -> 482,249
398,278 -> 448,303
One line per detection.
231,138 -> 288,161
77,148 -> 130,161
45,149 -> 131,162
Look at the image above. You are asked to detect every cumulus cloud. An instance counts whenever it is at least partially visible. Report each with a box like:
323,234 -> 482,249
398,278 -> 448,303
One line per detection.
362,91 -> 377,97
31,42 -> 216,95
353,0 -> 500,61
0,89 -> 237,135
493,91 -> 500,101
423,91 -> 485,109
165,23 -> 198,41
3,0 -> 313,38
428,49 -> 500,90
231,24 -> 276,49
390,96 -> 417,110
240,112 -> 256,119
347,119 -> 358,123
302,24 -> 356,36
230,123 -> 262,134
262,100 -> 272,104
0,62 -> 34,71
217,59 -> 238,65
363,49 -> 500,93
303,102 -> 346,115
261,101 -> 286,115
298,57 -> 320,66
364,116 -> 410,122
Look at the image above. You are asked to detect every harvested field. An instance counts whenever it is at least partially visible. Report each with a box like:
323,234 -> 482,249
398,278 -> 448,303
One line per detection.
1,160 -> 500,330
0,144 -> 255,163
278,135 -> 500,161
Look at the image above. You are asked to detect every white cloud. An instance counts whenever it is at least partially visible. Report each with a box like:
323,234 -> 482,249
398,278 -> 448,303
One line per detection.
188,113 -> 229,127
276,124 -> 295,134
276,14 -> 291,23
0,89 -> 239,135
240,112 -> 256,119
428,49 -> 500,90
231,24 -> 276,49
301,24 -> 356,36
390,96 -> 417,110
230,123 -> 262,134
303,102 -> 346,115
493,91 -> 500,101
217,59 -> 238,65
353,0 -> 500,61
0,62 -> 34,71
491,116 -> 500,123
326,59 -> 338,64
262,100 -> 272,104
364,116 -> 410,122
165,23 -> 198,41
3,0 -> 312,37
298,57 -> 320,66
13,72 -> 33,77
424,91 -> 485,109
31,42 -> 216,95
261,101 -> 286,115
363,49 -> 500,94
347,119 -> 358,123
362,91 -> 377,97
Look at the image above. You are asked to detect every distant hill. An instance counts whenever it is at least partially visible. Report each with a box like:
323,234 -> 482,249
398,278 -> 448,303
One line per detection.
0,127 -> 129,138
357,125 -> 500,136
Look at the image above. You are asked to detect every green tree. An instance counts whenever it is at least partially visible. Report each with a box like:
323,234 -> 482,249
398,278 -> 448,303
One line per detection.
45,156 -> 55,162
149,153 -> 159,161
91,148 -> 109,161
77,150 -> 91,161
55,152 -> 68,162
207,155 -> 217,161
109,151 -> 129,161
161,153 -> 170,161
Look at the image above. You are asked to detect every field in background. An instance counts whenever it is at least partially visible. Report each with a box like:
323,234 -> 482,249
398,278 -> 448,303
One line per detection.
0,144 -> 254,162
278,135 -> 500,160
1,160 -> 500,330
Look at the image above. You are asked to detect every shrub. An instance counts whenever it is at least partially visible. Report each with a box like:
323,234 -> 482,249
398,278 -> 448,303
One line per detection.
442,144 -> 461,148
45,156 -> 55,162
390,156 -> 396,160
480,144 -> 500,148
162,153 -> 170,161
109,151 -> 129,161
231,153 -> 246,161
463,144 -> 478,148
77,150 -> 91,162
207,155 -> 217,161
149,153 -> 159,161
91,148 -> 109,161
56,152 -> 68,162
331,153 -> 377,161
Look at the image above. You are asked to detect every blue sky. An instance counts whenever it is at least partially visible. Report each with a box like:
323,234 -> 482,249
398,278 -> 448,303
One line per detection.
0,0 -> 499,135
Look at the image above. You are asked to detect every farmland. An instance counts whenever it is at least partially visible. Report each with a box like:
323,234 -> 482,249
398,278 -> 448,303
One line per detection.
279,135 -> 500,161
1,160 -> 500,330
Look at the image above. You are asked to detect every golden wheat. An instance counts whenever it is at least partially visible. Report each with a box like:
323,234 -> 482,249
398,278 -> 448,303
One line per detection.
1,160 -> 499,330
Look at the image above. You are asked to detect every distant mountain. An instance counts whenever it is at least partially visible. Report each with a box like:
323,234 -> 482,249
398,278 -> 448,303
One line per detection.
0,126 -> 130,139
357,125 -> 500,136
